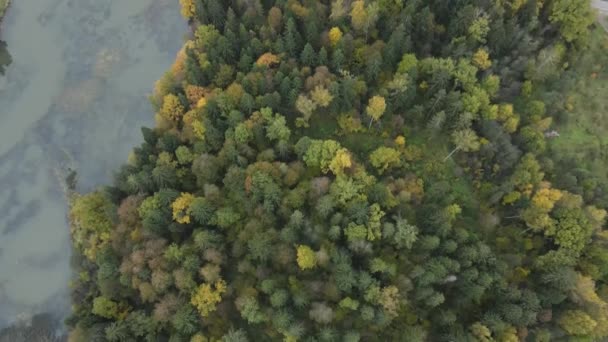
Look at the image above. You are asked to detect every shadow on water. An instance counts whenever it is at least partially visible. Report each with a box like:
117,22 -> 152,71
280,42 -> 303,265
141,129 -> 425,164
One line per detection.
0,0 -> 186,334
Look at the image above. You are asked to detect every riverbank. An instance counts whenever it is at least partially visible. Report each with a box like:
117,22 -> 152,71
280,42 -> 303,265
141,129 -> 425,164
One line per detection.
593,0 -> 608,32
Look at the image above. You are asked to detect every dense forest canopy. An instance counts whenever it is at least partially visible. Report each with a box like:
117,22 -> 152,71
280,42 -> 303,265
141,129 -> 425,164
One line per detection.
67,0 -> 608,341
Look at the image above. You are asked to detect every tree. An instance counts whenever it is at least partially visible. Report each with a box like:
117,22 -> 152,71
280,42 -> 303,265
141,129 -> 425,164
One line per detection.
92,296 -> 120,319
302,139 -> 354,176
188,197 -> 215,224
392,217 -> 419,249
126,311 -> 154,338
309,302 -> 334,324
172,305 -> 199,335
498,326 -> 519,342
237,296 -> 267,324
367,203 -> 385,241
366,95 -> 386,128
550,0 -> 594,43
398,53 -> 418,73
497,103 -> 519,133
266,114 -> 291,142
295,94 -> 317,127
330,0 -> 348,21
332,49 -> 345,70
386,24 -> 407,66
310,85 -> 333,108
160,94 -> 185,122
329,148 -> 352,175
366,53 -> 382,81
345,223 -> 368,241
531,188 -> 563,212
444,129 -> 481,161
172,193 -> 195,224
512,153 -> 544,189
369,147 -> 401,174
559,310 -> 597,336
350,1 -> 368,32
356,2 -> 379,37
179,0 -> 196,19
268,7 -> 282,31
482,75 -> 500,98
553,208 -> 593,253
572,274 -> 604,307
70,191 -> 116,260
175,145 -> 193,165
191,279 -> 227,317
379,286 -> 400,317
297,245 -> 317,270
269,289 -> 288,308
468,17 -> 490,43
247,231 -> 274,261
283,18 -> 301,57
470,322 -> 493,342
256,52 -> 280,67
473,49 -> 492,70
105,322 -> 129,341
222,328 -> 250,342
318,47 -> 328,66
329,27 -> 343,46
339,297 -> 360,310
300,43 -> 316,67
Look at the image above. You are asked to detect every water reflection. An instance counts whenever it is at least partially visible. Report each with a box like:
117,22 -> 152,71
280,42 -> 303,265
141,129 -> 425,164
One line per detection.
0,0 -> 185,330
0,40 -> 10,75
0,313 -> 65,342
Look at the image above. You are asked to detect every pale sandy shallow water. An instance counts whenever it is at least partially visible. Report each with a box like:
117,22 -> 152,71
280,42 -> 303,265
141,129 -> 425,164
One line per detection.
0,0 -> 185,330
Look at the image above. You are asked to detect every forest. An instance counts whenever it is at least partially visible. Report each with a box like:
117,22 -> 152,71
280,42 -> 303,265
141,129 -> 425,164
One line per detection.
66,0 -> 608,341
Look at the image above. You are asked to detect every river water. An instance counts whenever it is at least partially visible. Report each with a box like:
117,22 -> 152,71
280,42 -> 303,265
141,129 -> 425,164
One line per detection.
0,0 -> 185,333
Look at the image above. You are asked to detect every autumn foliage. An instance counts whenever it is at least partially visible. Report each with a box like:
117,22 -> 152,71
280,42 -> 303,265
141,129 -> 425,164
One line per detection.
67,1 -> 605,341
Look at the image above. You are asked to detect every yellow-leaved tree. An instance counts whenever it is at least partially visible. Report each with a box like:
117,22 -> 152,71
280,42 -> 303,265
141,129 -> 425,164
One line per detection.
297,245 -> 317,270
329,148 -> 352,175
179,0 -> 196,19
369,147 -> 401,174
310,85 -> 333,108
328,27 -> 343,46
256,52 -> 280,67
161,94 -> 185,122
172,193 -> 195,224
531,188 -> 563,212
70,191 -> 116,260
559,310 -> 597,336
350,1 -> 367,32
268,7 -> 283,30
472,49 -> 492,70
366,95 -> 386,128
191,279 -> 227,317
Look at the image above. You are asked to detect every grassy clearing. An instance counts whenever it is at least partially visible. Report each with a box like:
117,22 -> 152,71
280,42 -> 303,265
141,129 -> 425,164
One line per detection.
542,27 -> 608,180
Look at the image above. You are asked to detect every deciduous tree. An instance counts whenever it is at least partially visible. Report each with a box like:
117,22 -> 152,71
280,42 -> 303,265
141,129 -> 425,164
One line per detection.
369,147 -> 401,174
191,280 -> 227,317
366,95 -> 386,128
297,245 -> 317,270
444,129 -> 481,161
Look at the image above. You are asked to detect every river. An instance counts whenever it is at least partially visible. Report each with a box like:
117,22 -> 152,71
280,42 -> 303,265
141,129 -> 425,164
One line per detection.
0,0 -> 185,336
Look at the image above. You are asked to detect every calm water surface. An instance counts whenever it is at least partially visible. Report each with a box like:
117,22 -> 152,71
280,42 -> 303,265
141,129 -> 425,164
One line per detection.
0,0 -> 185,330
